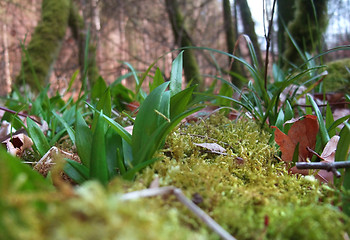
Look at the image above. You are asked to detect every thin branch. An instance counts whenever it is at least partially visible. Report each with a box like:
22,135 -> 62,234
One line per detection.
0,106 -> 42,125
263,0 -> 277,90
293,102 -> 350,108
120,186 -> 236,240
306,146 -> 324,160
296,161 -> 350,178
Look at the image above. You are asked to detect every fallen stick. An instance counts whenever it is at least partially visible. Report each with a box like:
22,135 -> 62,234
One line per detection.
296,161 -> 350,178
120,186 -> 236,240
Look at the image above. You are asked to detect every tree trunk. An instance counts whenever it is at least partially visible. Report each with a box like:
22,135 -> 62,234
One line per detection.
223,0 -> 243,87
76,0 -> 100,89
283,0 -> 328,67
277,0 -> 295,64
236,0 -> 263,68
165,0 -> 203,88
16,0 -> 70,92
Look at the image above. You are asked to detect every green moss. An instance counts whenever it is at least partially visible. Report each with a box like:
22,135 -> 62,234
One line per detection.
16,0 -> 70,91
139,114 -> 348,239
283,0 -> 328,66
324,58 -> 350,94
1,115 -> 348,239
1,182 -> 205,240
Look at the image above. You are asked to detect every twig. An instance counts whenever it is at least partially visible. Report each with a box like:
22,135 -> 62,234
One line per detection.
293,102 -> 350,108
0,106 -> 42,125
306,146 -> 324,160
263,0 -> 277,90
120,186 -> 236,240
296,161 -> 350,178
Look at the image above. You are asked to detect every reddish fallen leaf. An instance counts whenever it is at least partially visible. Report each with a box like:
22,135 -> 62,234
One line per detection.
125,101 -> 140,113
272,115 -> 319,163
273,115 -> 341,183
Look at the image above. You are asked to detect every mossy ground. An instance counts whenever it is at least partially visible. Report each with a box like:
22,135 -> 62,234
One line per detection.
1,115 -> 349,240
325,58 -> 350,94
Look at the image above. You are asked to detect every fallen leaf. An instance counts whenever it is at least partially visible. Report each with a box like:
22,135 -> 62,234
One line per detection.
0,121 -> 12,139
274,116 -> 342,183
33,146 -> 76,177
272,115 -> 319,163
124,125 -> 133,135
317,135 -> 339,183
194,142 -> 226,154
2,133 -> 33,156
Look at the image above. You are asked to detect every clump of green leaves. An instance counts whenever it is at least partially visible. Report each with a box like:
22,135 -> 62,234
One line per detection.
64,52 -> 202,184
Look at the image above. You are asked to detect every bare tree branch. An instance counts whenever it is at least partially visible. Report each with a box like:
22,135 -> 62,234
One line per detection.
296,161 -> 350,178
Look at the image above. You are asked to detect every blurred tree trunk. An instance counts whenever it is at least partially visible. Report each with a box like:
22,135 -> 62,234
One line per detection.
277,0 -> 294,63
165,0 -> 203,88
16,0 -> 70,92
236,0 -> 263,68
16,0 -> 100,92
283,0 -> 328,67
223,0 -> 243,87
69,0 -> 100,89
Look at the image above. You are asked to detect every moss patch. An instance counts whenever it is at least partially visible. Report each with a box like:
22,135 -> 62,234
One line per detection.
1,115 -> 348,239
16,0 -> 70,91
325,58 -> 350,94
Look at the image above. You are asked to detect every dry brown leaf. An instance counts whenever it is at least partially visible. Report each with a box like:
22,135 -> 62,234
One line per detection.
272,115 -> 319,163
2,133 -> 33,156
34,146 -> 76,176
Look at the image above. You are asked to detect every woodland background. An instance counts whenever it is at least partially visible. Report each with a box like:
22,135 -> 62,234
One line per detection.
0,0 -> 349,96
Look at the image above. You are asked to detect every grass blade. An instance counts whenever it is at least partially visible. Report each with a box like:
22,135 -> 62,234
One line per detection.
90,111 -> 108,185
328,115 -> 350,132
335,123 -> 350,162
75,112 -> 92,167
67,69 -> 79,93
170,85 -> 196,118
26,117 -> 50,156
307,95 -> 330,145
105,127 -> 123,178
149,67 -> 165,92
52,111 -> 76,145
132,82 -> 170,165
86,102 -> 132,145
0,147 -> 51,191
91,76 -> 107,100
338,123 -> 350,216
326,104 -> 335,138
169,51 -> 183,96
91,87 -> 112,132
64,159 -> 89,184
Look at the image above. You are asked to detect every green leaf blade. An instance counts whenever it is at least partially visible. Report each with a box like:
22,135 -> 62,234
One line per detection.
169,51 -> 183,97
75,112 -> 92,167
132,82 -> 170,165
26,117 -> 50,156
90,112 -> 108,185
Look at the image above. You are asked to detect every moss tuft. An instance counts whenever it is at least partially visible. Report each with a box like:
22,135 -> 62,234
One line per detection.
325,58 -> 350,94
1,114 -> 348,239
16,0 -> 70,91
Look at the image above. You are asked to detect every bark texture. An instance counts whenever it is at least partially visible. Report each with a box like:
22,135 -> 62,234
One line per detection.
223,0 -> 243,87
16,0 -> 70,91
165,0 -> 203,88
237,0 -> 263,68
283,0 -> 328,66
